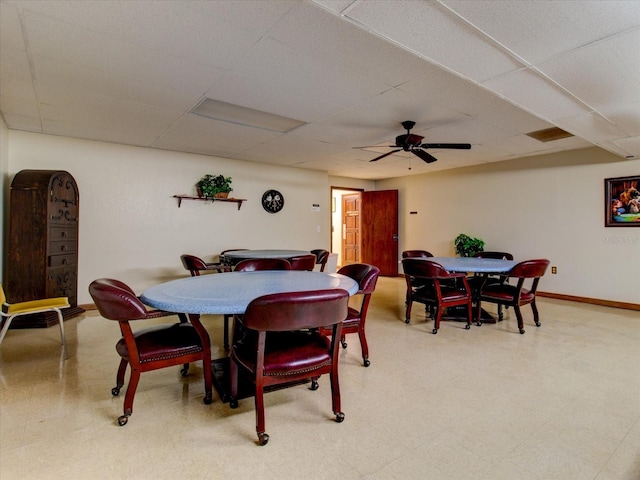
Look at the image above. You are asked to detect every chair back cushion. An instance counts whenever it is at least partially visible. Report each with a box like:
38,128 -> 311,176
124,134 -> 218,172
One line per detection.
234,258 -> 291,272
509,259 -> 550,278
402,250 -> 433,258
288,254 -> 317,271
402,258 -> 449,279
337,263 -> 380,294
473,251 -> 514,260
180,254 -> 208,273
243,289 -> 349,332
89,278 -> 149,321
310,249 -> 330,267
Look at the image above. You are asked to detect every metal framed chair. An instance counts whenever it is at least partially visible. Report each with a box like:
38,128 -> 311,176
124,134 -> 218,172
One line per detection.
89,278 -> 213,425
229,289 -> 349,445
0,283 -> 70,352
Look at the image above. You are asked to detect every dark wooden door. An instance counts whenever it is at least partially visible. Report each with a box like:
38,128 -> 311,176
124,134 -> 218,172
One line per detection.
361,190 -> 398,276
341,193 -> 361,265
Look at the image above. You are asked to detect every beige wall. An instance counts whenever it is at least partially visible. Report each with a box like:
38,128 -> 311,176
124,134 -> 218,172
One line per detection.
377,148 -> 640,304
4,131 -> 355,303
2,129 -> 638,306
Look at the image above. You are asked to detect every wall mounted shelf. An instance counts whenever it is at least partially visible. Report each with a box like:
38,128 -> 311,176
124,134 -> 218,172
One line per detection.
173,195 -> 246,210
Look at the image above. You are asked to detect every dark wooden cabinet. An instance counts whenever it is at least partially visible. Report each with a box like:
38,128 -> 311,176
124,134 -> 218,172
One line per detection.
5,170 -> 84,328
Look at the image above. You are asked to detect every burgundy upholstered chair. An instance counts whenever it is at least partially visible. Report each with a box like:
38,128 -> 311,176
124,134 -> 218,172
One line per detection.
89,278 -> 213,426
310,249 -> 330,272
401,258 -> 473,333
319,263 -> 380,367
233,258 -> 291,272
229,289 -> 349,446
401,250 -> 434,258
181,253 -> 231,275
477,259 -> 550,334
288,254 -> 317,271
470,251 -> 514,319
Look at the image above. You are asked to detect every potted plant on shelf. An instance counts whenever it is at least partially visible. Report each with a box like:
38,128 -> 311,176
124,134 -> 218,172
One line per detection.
196,174 -> 233,199
454,233 -> 485,257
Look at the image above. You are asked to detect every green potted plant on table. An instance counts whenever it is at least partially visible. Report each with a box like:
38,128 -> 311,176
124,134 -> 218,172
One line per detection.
196,174 -> 233,199
454,233 -> 485,257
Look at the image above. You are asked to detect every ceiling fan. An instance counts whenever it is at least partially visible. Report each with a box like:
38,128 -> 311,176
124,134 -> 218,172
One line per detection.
356,120 -> 471,163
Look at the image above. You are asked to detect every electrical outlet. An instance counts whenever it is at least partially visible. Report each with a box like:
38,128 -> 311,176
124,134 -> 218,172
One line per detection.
551,266 -> 557,274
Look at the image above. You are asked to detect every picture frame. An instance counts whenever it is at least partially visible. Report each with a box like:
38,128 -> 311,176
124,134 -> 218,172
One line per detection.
605,175 -> 640,227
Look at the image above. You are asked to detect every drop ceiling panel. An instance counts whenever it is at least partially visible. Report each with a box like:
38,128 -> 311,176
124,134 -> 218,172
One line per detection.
268,2 -> 437,87
344,0 -> 524,82
536,30 -> 640,111
482,68 -> 592,121
442,0 -> 640,64
152,114 -> 282,157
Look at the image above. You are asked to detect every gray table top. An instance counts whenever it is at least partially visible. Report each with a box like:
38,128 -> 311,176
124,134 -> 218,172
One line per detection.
420,256 -> 517,273
140,270 -> 358,315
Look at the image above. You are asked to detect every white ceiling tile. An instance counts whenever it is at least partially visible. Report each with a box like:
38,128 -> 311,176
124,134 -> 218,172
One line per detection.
536,30 -> 640,111
268,2 -> 437,88
482,68 -> 592,121
442,0 -> 640,64
344,0 -> 523,82
600,102 -> 640,137
554,112 -> 630,143
610,136 -> 640,158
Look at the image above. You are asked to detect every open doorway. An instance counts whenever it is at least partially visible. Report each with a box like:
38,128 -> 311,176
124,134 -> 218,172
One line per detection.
331,187 -> 363,268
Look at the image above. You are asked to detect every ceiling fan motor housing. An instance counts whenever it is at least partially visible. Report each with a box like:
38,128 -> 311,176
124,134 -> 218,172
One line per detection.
396,133 -> 424,148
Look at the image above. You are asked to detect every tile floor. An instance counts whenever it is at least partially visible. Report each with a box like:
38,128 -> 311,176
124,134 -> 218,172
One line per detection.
1,276 -> 639,480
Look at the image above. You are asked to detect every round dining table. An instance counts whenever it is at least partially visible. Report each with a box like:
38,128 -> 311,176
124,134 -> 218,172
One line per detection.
222,249 -> 311,263
140,270 -> 358,315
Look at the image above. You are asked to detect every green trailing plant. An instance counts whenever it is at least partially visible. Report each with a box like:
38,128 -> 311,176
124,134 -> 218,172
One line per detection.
454,233 -> 485,257
196,174 -> 233,198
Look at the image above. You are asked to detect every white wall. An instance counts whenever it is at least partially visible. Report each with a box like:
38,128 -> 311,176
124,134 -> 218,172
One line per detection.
377,148 -> 640,305
6,131 -> 337,303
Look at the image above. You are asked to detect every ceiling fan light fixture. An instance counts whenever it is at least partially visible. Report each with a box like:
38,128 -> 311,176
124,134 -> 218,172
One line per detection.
190,98 -> 305,133
526,127 -> 574,142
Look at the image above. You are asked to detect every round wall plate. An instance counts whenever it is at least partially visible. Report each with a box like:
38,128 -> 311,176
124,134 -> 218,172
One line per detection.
262,190 -> 284,213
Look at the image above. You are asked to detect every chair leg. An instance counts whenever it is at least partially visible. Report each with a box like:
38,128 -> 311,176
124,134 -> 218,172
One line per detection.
330,367 -> 344,423
465,302 -> 472,330
340,334 -> 347,349
357,327 -> 370,367
531,299 -> 541,327
497,304 -> 504,321
514,305 -> 525,334
254,377 -> 268,446
0,314 -> 16,346
119,367 -> 141,426
432,306 -> 441,334
405,300 -> 412,324
229,357 -> 239,409
112,358 -> 128,396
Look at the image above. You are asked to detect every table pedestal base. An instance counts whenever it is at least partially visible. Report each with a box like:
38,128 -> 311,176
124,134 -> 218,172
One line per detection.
441,306 -> 498,324
212,357 -> 309,403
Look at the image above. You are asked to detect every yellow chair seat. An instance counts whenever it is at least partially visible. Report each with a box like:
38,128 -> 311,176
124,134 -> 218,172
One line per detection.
0,284 -> 70,352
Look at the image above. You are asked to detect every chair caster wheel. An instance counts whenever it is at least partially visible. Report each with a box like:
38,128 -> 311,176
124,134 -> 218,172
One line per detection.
363,359 -> 370,367
476,321 -> 482,327
335,412 -> 345,423
432,328 -> 438,334
519,329 -> 525,334
465,324 -> 471,330
111,387 -> 121,396
229,399 -> 239,409
310,380 -> 319,391
258,432 -> 269,446
535,321 -> 541,327
203,393 -> 213,405
180,365 -> 189,377
341,341 -> 347,349
405,319 -> 410,324
117,415 -> 129,426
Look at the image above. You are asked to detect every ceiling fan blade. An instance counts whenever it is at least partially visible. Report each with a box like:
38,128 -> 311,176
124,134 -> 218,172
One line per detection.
411,149 -> 438,163
421,143 -> 471,150
353,145 -> 397,149
369,149 -> 401,162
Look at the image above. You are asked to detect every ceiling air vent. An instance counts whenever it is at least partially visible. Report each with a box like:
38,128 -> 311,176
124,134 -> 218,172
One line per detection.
526,127 -> 574,142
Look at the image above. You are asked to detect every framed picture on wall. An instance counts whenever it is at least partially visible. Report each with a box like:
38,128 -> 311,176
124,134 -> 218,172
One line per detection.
605,175 -> 640,226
